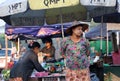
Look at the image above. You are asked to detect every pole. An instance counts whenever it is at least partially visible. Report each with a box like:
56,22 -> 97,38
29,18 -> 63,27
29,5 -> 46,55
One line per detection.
60,8 -> 64,38
11,41 -> 13,48
116,32 -> 119,51
100,16 -> 103,55
5,34 -> 8,69
106,25 -> 109,56
17,37 -> 20,58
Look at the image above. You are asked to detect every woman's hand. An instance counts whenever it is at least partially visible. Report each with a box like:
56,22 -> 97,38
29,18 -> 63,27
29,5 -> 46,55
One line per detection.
44,53 -> 51,57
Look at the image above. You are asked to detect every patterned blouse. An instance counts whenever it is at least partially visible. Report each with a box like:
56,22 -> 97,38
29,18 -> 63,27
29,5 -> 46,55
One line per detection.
60,37 -> 90,70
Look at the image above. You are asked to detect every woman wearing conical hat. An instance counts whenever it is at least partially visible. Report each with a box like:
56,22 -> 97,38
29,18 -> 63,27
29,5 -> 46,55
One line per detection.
60,21 -> 90,81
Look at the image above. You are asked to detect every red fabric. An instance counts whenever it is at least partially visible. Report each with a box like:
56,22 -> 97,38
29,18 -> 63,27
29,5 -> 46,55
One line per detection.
35,72 -> 48,77
8,62 -> 14,69
112,52 -> 120,65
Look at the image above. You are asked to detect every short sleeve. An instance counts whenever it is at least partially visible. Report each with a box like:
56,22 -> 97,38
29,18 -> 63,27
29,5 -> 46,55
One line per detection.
60,38 -> 67,56
85,39 -> 90,56
50,46 -> 55,57
40,47 -> 45,52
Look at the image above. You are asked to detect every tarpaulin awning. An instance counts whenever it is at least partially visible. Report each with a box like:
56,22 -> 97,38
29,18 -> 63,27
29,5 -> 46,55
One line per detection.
5,22 -> 71,39
85,23 -> 107,39
85,23 -> 120,39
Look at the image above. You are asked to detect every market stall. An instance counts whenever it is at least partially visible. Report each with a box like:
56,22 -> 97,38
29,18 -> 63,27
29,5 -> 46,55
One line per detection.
3,22 -> 103,81
29,58 -> 66,81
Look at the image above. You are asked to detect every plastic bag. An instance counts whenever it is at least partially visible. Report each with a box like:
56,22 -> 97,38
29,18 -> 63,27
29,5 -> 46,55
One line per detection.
90,73 -> 99,81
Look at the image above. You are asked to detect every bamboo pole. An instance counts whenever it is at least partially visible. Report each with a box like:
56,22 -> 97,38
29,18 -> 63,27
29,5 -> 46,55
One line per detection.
5,34 -> 8,69
60,8 -> 64,38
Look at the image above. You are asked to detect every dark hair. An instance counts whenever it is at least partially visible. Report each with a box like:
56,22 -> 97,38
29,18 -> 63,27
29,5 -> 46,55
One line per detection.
45,39 -> 52,42
28,42 -> 40,49
69,26 -> 83,35
69,26 -> 78,35
44,38 -> 53,45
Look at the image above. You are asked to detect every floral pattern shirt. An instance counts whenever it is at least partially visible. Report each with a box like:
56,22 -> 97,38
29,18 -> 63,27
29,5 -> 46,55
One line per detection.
60,37 -> 90,70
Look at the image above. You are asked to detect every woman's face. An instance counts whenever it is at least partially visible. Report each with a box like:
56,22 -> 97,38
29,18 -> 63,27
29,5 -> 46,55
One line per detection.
72,26 -> 83,37
45,42 -> 51,47
34,47 -> 40,54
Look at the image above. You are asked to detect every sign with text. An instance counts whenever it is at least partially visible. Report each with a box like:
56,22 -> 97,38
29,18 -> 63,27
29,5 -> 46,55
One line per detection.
29,0 -> 79,10
80,0 -> 116,6
0,0 -> 27,17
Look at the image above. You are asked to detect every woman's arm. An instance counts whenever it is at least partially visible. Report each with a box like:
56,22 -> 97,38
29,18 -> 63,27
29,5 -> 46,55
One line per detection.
60,39 -> 67,59
31,54 -> 46,72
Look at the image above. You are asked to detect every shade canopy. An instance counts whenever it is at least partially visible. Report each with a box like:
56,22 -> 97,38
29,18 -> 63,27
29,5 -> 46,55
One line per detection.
90,1 -> 120,23
1,0 -> 119,25
28,0 -> 80,10
5,22 -> 72,40
1,4 -> 90,26
93,12 -> 120,23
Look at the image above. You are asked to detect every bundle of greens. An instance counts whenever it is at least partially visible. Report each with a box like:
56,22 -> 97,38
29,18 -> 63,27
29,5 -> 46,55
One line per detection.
1,69 -> 10,81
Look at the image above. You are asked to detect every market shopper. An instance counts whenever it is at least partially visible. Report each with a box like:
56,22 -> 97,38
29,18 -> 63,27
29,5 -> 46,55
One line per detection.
41,38 -> 55,62
60,21 -> 91,81
9,42 -> 46,81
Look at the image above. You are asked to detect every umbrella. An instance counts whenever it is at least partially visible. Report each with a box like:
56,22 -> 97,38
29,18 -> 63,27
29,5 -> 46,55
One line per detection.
87,0 -> 119,55
90,7 -> 117,18
0,0 -> 28,68
28,0 -> 80,10
0,0 -> 28,17
90,0 -> 120,23
2,4 -> 90,26
1,1 -> 91,39
0,0 -> 88,25
1,3 -> 91,38
93,12 -> 120,23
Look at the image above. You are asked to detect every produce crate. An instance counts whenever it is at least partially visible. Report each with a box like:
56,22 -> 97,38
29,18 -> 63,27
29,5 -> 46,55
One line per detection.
104,72 -> 120,81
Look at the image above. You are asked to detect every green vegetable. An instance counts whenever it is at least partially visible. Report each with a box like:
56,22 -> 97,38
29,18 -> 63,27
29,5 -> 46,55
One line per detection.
1,69 -> 10,80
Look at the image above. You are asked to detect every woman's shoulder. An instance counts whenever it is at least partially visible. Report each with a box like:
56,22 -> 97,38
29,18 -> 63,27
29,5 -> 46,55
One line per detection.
80,38 -> 90,46
62,37 -> 70,42
81,37 -> 89,42
25,50 -> 36,57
